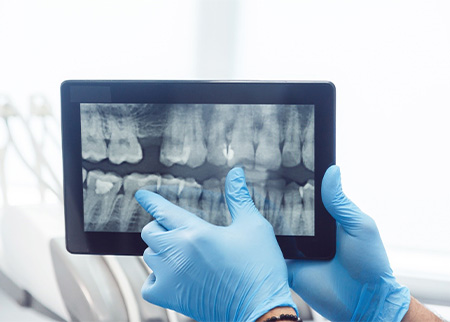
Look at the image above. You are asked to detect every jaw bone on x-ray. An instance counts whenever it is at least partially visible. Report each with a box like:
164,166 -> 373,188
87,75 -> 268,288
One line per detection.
80,104 -> 314,236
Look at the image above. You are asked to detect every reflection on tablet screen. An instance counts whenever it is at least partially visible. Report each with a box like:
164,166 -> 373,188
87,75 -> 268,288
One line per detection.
80,104 -> 314,236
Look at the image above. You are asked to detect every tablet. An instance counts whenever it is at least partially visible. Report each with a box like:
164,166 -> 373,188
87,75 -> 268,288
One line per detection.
61,81 -> 336,259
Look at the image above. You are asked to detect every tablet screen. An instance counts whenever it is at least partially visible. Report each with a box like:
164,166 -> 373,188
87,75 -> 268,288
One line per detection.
80,103 -> 314,236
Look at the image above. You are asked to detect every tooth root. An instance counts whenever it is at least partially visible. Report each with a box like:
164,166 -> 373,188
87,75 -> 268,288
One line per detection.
281,107 -> 301,167
80,105 -> 108,162
185,105 -> 207,168
84,170 -> 123,231
302,109 -> 314,171
265,179 -> 287,234
219,178 -> 232,226
227,108 -> 255,168
102,194 -> 124,231
124,172 -> 159,233
255,106 -> 282,171
125,208 -> 146,232
159,175 -> 181,204
160,106 -> 189,167
200,178 -> 218,223
206,105 -> 234,166
302,180 -> 314,236
250,182 -> 266,215
119,173 -> 160,232
84,201 -> 102,231
282,182 -> 303,235
200,178 -> 229,225
178,178 -> 202,214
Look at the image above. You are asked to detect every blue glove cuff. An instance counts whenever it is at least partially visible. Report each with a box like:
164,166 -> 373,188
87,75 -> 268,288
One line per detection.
351,277 -> 410,322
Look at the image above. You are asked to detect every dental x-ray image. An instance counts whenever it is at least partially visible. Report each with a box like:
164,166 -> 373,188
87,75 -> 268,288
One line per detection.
80,103 -> 314,235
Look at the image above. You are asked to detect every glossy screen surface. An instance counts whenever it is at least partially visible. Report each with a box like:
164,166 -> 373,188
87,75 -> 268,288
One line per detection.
80,103 -> 314,236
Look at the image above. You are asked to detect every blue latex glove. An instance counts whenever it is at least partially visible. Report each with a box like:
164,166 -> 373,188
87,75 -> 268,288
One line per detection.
288,165 -> 410,322
136,167 -> 297,322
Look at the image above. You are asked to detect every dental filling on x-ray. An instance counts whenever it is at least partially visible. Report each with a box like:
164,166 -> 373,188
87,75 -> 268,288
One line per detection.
80,104 -> 315,236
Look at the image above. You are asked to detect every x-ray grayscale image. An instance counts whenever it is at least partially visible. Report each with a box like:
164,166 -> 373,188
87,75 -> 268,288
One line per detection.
80,103 -> 314,236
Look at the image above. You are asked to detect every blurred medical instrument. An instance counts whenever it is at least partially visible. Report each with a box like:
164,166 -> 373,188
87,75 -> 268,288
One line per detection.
0,95 -> 62,204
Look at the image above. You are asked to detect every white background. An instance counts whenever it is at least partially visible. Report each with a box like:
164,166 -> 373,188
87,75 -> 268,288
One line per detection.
1,0 -> 449,278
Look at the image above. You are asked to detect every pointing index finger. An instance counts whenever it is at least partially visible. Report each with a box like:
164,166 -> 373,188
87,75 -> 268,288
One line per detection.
135,190 -> 201,230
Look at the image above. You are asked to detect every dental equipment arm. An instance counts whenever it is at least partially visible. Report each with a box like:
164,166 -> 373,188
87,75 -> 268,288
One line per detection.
288,165 -> 412,322
0,98 -> 62,202
136,167 -> 298,322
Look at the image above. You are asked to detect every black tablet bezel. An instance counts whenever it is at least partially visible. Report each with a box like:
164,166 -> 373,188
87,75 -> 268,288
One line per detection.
61,80 -> 336,259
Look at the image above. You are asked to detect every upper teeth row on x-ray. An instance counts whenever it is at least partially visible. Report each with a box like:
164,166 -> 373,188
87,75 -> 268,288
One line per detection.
81,104 -> 314,170
80,104 -> 314,235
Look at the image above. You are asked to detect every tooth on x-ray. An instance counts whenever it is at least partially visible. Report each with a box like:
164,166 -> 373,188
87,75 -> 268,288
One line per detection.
206,105 -> 235,166
200,178 -> 230,226
117,173 -> 160,232
281,107 -> 302,168
282,182 -> 303,235
80,106 -> 108,162
302,110 -> 314,171
158,175 -> 182,204
199,178 -> 220,223
159,105 -> 189,167
227,108 -> 256,168
185,105 -> 208,168
254,105 -> 282,171
104,105 -> 143,165
178,178 -> 202,214
301,180 -> 314,235
84,170 -> 123,231
250,182 -> 267,215
81,104 -> 143,165
265,179 -> 289,235
160,105 -> 207,168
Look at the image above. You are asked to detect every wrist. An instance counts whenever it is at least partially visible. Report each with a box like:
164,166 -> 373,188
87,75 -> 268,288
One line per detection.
352,277 -> 410,322
256,306 -> 299,322
402,296 -> 443,322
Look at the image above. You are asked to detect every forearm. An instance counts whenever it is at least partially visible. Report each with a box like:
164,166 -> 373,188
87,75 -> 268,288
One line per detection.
401,296 -> 443,322
256,306 -> 299,322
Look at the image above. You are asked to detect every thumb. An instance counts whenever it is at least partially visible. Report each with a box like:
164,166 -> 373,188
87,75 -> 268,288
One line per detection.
321,165 -> 367,235
224,167 -> 260,223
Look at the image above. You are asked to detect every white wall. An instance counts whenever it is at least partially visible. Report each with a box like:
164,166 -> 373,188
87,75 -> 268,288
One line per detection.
233,1 -> 450,276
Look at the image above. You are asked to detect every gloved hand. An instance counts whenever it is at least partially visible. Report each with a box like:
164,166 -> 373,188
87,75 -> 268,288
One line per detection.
136,167 -> 297,322
288,165 -> 410,322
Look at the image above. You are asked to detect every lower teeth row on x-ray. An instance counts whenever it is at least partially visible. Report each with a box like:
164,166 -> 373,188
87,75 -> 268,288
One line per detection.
83,169 -> 314,235
81,103 -> 314,236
